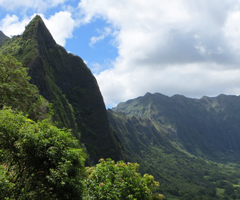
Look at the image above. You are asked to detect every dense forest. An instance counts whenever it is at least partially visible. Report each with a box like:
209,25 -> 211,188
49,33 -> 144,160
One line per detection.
1,15 -> 240,200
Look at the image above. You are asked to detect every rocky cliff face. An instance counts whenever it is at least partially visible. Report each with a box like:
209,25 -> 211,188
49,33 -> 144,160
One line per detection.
0,15 -> 123,163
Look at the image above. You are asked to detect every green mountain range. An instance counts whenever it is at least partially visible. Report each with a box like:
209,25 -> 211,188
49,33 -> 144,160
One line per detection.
1,16 -> 240,199
109,92 -> 240,199
112,92 -> 240,161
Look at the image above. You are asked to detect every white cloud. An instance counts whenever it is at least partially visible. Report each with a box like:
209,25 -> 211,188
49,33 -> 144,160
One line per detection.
0,11 -> 75,46
43,11 -> 75,46
78,0 -> 240,107
223,10 -> 240,51
0,0 -> 68,12
0,14 -> 29,36
89,27 -> 112,47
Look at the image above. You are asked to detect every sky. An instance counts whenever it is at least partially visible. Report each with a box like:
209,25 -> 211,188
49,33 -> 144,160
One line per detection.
1,0 -> 240,108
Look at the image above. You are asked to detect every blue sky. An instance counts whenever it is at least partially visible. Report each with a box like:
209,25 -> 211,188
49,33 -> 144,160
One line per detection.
1,0 -> 240,108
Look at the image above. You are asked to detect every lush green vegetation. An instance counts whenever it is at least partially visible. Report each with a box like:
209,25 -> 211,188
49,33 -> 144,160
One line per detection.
0,111 -> 162,199
0,108 -> 160,199
84,158 -> 164,200
0,48 -> 161,199
0,108 -> 86,200
0,54 -> 50,121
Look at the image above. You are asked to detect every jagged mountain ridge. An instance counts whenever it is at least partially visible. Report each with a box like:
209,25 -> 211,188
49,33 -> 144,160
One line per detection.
0,15 -> 123,163
112,92 -> 240,160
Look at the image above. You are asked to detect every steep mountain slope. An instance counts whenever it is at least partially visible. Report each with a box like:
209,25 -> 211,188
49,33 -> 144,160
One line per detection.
0,15 -> 123,163
113,92 -> 240,161
108,109 -> 175,159
0,31 -> 8,44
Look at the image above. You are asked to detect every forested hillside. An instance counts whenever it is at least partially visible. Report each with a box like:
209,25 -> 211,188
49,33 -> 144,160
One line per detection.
0,15 -> 123,163
109,92 -> 240,199
113,92 -> 240,161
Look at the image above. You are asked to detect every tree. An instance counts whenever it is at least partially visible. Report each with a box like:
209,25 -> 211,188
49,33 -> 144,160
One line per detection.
224,183 -> 234,196
83,158 -> 164,200
0,108 -> 86,199
0,54 -> 49,121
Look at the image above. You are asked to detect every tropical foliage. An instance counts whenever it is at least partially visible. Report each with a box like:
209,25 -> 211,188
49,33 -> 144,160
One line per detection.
83,158 -> 164,200
0,108 -> 86,200
0,54 -> 50,121
0,49 -> 161,200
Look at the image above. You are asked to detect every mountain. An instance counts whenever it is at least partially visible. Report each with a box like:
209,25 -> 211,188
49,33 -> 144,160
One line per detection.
109,92 -> 240,199
0,15 -> 124,163
0,31 -> 9,44
113,92 -> 240,161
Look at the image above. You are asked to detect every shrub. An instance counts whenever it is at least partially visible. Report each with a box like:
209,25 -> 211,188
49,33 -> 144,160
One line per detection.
83,158 -> 164,200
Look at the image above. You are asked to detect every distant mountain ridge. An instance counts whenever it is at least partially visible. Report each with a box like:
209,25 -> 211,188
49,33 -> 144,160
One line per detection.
109,92 -> 240,199
112,92 -> 240,160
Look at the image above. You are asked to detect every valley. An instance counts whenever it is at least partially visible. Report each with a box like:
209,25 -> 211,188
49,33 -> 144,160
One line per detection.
109,93 -> 240,199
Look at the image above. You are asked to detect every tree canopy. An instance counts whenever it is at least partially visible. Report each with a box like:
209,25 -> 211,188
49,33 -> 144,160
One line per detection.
83,158 -> 164,200
0,54 -> 49,121
0,108 -> 86,199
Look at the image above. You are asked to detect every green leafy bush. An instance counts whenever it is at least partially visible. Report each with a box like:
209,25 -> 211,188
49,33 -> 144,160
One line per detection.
0,108 -> 86,200
0,54 -> 50,121
83,158 -> 164,200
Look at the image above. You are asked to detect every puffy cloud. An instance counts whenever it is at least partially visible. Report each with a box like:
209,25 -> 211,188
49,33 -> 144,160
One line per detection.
78,0 -> 240,107
43,11 -> 75,46
96,62 -> 240,106
223,10 -> 240,51
0,14 -> 29,36
0,0 -> 68,12
0,11 -> 75,46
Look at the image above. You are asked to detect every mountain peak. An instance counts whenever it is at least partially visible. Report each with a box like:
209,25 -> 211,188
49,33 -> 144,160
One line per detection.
22,15 -> 56,48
